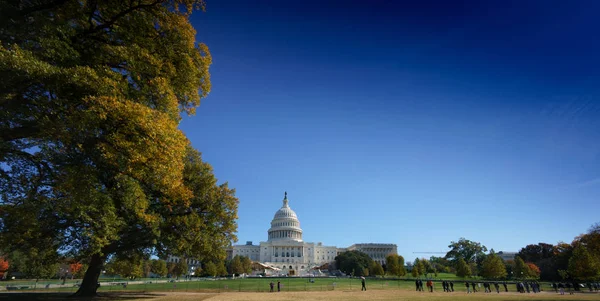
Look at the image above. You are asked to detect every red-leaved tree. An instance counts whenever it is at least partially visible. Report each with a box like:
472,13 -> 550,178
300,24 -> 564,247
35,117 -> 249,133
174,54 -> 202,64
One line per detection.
70,262 -> 83,279
0,257 -> 9,279
526,262 -> 541,279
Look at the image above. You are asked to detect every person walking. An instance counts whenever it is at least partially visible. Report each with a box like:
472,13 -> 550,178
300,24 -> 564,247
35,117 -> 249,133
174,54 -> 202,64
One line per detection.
419,279 -> 423,291
415,279 -> 419,291
269,281 -> 274,292
361,277 -> 366,291
503,281 -> 508,292
552,282 -> 557,293
471,282 -> 477,292
494,282 -> 500,293
558,282 -> 565,295
450,281 -> 454,292
465,281 -> 471,293
277,280 -> 281,292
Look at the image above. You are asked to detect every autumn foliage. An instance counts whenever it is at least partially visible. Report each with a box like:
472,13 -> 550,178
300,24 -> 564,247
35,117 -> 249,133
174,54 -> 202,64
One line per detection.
0,0 -> 237,297
526,262 -> 541,278
0,257 -> 8,278
70,262 -> 83,275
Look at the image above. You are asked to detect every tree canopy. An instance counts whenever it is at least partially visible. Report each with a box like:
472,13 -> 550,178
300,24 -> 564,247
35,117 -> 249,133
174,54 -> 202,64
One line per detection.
455,258 -> 471,278
445,238 -> 487,264
0,0 -> 237,296
335,250 -> 373,277
480,252 -> 507,279
568,244 -> 600,281
150,259 -> 168,277
385,254 -> 406,277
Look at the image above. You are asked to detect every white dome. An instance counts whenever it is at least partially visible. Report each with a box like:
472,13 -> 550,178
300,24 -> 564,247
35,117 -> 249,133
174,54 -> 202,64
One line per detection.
267,192 -> 303,242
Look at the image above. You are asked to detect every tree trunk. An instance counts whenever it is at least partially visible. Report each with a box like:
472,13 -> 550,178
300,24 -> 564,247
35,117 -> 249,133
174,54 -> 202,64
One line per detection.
72,253 -> 104,297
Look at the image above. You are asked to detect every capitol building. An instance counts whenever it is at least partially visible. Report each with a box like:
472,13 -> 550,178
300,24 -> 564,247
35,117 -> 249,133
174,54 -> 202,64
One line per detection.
230,192 -> 397,276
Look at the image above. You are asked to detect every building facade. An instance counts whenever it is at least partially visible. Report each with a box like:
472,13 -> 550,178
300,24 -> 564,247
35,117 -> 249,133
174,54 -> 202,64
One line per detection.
231,193 -> 397,275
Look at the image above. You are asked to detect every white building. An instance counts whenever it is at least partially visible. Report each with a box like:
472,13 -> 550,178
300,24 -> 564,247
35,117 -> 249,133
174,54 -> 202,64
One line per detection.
232,192 -> 397,276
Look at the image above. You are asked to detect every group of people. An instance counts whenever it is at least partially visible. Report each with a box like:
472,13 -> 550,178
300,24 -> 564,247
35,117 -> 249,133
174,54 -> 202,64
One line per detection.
269,280 -> 281,292
553,282 -> 600,295
414,279 -> 438,292
465,281 -> 509,293
515,281 -> 541,293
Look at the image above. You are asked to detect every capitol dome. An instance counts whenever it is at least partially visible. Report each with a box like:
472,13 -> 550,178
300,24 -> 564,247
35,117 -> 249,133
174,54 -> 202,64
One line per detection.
267,192 -> 303,242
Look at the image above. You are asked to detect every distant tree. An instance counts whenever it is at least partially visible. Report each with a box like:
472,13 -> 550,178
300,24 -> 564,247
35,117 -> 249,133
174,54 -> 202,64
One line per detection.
504,260 -> 514,278
385,254 -> 401,276
229,256 -> 243,275
445,238 -> 487,265
455,258 -> 471,278
173,260 -> 188,278
369,261 -> 384,277
517,243 -> 555,263
526,262 -> 540,279
420,258 -> 433,276
75,264 -> 88,279
558,269 -> 569,280
574,223 -> 600,256
150,260 -> 168,277
217,261 -> 228,276
240,256 -> 252,274
411,258 -> 424,278
167,262 -> 177,276
568,244 -> 600,281
480,253 -> 507,279
69,262 -> 83,279
204,262 -> 217,277
105,257 -> 145,280
7,249 -> 59,280
0,257 -> 8,279
397,255 -> 406,276
429,256 -> 451,274
512,256 -> 530,280
335,251 -> 373,277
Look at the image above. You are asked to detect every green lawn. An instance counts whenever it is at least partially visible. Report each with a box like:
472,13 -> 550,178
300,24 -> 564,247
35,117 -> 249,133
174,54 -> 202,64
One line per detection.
1,275 -> 566,295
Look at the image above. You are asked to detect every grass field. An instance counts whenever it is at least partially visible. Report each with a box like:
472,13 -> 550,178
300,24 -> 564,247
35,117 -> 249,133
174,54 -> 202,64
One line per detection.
1,290 -> 600,301
0,275 -> 579,294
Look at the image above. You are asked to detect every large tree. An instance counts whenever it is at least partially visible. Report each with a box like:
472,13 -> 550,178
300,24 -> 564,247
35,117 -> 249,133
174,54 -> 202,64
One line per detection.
335,250 -> 373,277
445,238 -> 487,265
0,0 -> 238,296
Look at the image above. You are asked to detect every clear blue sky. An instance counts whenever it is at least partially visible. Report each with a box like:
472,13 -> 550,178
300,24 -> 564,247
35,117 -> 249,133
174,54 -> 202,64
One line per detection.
180,0 -> 600,260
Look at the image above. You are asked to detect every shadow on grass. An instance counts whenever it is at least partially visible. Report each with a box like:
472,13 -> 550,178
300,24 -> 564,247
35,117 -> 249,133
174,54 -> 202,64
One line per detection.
0,292 -> 170,301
